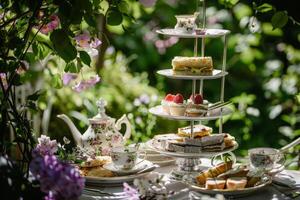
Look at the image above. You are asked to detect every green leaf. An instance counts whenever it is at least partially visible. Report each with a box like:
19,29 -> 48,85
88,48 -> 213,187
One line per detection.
51,74 -> 63,89
118,1 -> 129,14
50,29 -> 77,63
106,8 -> 123,26
271,11 -> 288,30
77,58 -> 83,71
65,62 -> 78,73
256,3 -> 273,13
27,90 -> 43,101
79,51 -> 91,66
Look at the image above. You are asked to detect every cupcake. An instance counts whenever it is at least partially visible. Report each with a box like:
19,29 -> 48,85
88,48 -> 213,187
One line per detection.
186,94 -> 208,117
161,94 -> 175,114
169,93 -> 186,116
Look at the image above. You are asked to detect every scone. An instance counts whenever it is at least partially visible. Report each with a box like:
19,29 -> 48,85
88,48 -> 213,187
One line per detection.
226,177 -> 247,190
80,156 -> 112,168
83,166 -> 115,177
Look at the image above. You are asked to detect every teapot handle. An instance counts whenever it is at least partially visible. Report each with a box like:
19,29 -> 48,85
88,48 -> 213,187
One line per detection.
115,114 -> 131,141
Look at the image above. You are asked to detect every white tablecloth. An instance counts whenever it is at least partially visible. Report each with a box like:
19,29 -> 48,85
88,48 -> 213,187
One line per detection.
80,163 -> 300,200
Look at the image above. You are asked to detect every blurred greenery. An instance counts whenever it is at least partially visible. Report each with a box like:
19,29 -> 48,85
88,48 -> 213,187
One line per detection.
31,0 -> 299,167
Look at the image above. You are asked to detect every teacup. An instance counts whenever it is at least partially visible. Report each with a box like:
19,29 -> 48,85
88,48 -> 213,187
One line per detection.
174,15 -> 197,33
248,147 -> 285,171
110,146 -> 138,170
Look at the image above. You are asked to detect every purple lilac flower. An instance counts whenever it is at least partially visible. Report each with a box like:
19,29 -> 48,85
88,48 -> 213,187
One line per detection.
90,38 -> 102,48
30,150 -> 85,200
75,32 -> 91,48
36,135 -> 58,156
72,75 -> 100,92
139,0 -> 157,7
123,182 -> 140,200
62,73 -> 78,86
0,73 -> 8,90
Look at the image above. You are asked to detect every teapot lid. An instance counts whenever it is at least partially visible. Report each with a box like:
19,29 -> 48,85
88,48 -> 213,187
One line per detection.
89,98 -> 112,124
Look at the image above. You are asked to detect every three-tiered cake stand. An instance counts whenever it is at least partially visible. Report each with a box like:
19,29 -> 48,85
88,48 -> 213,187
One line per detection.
147,0 -> 238,179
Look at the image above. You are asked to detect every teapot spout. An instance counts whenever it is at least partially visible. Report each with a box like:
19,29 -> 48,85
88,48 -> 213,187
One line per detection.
57,114 -> 83,146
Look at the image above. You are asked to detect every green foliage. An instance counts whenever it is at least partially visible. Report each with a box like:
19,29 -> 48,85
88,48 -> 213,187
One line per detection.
50,29 -> 77,63
79,51 -> 91,66
271,11 -> 289,30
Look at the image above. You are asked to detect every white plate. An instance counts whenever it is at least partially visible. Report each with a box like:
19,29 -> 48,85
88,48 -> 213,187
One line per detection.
156,28 -> 230,38
149,105 -> 232,121
103,159 -> 151,175
189,179 -> 272,196
157,69 -> 228,80
85,162 -> 156,185
145,139 -> 238,158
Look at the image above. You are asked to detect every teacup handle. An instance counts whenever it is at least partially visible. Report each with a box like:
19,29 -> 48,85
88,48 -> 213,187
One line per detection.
274,152 -> 286,169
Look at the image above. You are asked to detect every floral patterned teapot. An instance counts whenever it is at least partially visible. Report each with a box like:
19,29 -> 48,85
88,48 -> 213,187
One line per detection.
57,98 -> 131,155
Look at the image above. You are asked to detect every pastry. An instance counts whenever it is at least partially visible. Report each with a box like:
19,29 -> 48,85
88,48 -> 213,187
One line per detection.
80,156 -> 112,168
161,94 -> 175,114
226,177 -> 247,190
81,166 -> 115,177
178,124 -> 212,138
218,165 -> 249,179
205,178 -> 226,189
185,94 -> 209,117
169,93 -> 186,116
172,56 -> 213,76
196,161 -> 233,185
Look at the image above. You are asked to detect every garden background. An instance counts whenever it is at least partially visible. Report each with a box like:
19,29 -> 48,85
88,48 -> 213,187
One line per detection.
3,0 -> 300,167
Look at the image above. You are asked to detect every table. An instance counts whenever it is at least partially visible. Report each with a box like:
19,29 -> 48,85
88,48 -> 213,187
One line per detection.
80,163 -> 300,200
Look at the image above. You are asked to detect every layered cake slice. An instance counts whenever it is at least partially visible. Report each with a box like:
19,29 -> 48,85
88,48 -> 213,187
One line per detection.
178,124 -> 212,138
172,56 -> 213,76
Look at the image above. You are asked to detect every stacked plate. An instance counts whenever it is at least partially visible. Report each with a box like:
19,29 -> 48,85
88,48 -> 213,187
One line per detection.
139,143 -> 176,166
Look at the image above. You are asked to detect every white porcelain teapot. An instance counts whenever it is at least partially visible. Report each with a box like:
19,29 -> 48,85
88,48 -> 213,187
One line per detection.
57,98 -> 131,155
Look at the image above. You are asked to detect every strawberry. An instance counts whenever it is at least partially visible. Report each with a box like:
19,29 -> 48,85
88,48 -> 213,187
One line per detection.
165,94 -> 175,101
190,94 -> 203,104
173,93 -> 184,104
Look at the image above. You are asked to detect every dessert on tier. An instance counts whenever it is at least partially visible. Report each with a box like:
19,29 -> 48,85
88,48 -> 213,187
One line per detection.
172,56 -> 213,76
194,161 -> 269,191
152,124 -> 236,154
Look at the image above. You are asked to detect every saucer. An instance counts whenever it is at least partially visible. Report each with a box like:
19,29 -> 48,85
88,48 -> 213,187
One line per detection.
103,159 -> 152,176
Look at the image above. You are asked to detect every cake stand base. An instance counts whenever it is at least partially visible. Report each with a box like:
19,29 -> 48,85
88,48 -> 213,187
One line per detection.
169,158 -> 207,180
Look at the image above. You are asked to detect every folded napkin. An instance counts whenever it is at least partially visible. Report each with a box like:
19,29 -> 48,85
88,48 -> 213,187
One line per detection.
273,171 -> 299,188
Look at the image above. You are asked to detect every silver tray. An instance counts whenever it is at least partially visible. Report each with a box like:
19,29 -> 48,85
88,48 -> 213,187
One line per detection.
156,28 -> 230,38
149,105 -> 232,121
157,69 -> 228,80
145,139 -> 238,158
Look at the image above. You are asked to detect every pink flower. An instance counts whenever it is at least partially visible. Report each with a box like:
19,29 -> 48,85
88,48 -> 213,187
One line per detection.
123,182 -> 139,200
75,32 -> 91,48
39,15 -> 60,35
16,60 -> 29,75
101,146 -> 111,156
139,0 -> 157,7
90,38 -> 102,48
112,134 -> 122,144
0,73 -> 8,90
62,73 -> 78,85
72,75 -> 100,92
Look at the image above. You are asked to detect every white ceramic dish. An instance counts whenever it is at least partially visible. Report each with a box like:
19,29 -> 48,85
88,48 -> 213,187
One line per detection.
157,69 -> 228,80
149,105 -> 232,121
156,28 -> 230,38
